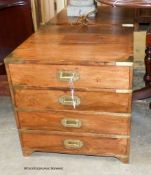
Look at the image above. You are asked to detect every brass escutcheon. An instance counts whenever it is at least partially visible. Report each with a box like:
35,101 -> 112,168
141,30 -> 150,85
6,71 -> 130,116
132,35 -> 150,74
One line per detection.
61,118 -> 82,128
64,139 -> 84,149
57,70 -> 80,82
59,95 -> 81,106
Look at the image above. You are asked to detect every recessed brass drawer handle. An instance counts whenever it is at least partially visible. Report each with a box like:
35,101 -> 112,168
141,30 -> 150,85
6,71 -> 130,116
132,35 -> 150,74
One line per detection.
57,70 -> 80,82
61,118 -> 82,128
59,96 -> 81,106
64,139 -> 84,149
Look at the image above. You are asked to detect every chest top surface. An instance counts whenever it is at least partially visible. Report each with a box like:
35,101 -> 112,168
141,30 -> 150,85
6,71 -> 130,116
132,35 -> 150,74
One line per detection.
5,6 -> 134,66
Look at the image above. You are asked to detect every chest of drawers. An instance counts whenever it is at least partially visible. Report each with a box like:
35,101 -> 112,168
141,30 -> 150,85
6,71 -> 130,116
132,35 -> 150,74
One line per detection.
5,7 -> 134,163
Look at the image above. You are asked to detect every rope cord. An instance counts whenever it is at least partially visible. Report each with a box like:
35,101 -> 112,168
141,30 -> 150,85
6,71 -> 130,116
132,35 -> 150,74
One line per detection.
71,9 -> 97,26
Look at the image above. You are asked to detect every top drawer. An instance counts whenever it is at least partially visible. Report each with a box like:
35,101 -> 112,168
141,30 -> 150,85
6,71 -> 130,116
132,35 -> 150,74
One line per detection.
8,64 -> 133,90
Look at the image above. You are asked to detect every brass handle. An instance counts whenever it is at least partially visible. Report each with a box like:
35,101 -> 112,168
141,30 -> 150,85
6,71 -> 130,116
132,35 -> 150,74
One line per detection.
57,70 -> 80,82
61,118 -> 82,128
59,96 -> 80,106
64,139 -> 84,149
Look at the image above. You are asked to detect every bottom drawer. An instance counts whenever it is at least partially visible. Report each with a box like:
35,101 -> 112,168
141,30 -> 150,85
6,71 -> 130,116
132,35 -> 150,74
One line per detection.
21,131 -> 129,158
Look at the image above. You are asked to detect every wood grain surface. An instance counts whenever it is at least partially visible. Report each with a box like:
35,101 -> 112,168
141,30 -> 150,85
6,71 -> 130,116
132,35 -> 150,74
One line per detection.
9,64 -> 132,89
21,131 -> 129,157
18,111 -> 131,135
50,6 -> 134,25
5,7 -> 134,65
14,89 -> 132,113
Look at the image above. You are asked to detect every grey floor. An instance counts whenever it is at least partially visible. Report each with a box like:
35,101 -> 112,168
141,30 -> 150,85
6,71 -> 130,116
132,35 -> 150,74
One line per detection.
0,69 -> 151,175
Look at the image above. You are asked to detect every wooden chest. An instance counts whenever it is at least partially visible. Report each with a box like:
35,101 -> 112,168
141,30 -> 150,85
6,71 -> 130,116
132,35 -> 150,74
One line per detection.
5,7 -> 134,163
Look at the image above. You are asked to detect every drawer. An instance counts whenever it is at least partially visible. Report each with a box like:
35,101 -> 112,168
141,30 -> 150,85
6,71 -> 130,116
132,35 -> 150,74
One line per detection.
18,111 -> 131,135
21,131 -> 129,157
9,64 -> 132,90
14,89 -> 132,113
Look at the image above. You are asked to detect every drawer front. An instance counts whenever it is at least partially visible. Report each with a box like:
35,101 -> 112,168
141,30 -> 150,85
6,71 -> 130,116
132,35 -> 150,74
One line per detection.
15,89 -> 132,113
9,64 -> 132,90
21,132 -> 129,156
18,111 -> 131,135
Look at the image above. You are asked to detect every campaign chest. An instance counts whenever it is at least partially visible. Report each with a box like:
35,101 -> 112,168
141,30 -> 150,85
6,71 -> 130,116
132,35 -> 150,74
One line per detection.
5,7 -> 134,163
